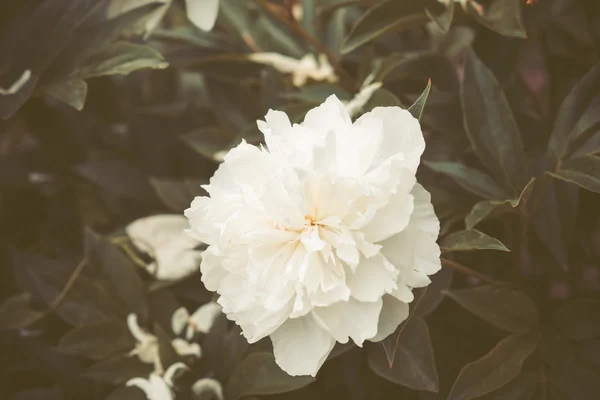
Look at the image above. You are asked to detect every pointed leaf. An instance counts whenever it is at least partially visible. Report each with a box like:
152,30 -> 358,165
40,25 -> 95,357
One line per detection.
149,177 -> 205,212
532,177 -> 579,270
0,292 -> 45,331
426,0 -> 454,33
97,238 -> 149,322
43,78 -> 88,111
444,286 -> 538,333
465,178 -> 535,229
57,318 -> 134,360
408,79 -> 432,120
448,334 -> 538,400
425,161 -> 509,200
467,0 -> 526,38
341,0 -> 436,54
548,61 -> 600,161
76,42 -> 168,78
555,299 -> 600,340
550,155 -> 600,194
441,229 -> 510,252
368,316 -> 439,392
477,370 -> 537,400
460,50 -> 529,195
83,353 -> 152,384
226,352 -> 314,399
414,266 -> 454,317
547,364 -> 600,400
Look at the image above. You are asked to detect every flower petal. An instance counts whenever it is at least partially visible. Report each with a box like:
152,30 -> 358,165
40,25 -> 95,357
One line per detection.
171,338 -> 202,358
362,189 -> 415,244
346,254 -> 398,302
313,298 -> 382,345
192,378 -> 224,400
188,302 -> 222,334
200,245 -> 228,291
270,314 -> 336,376
171,307 -> 189,336
185,0 -> 219,31
370,295 -> 409,342
355,106 -> 425,174
380,183 -> 441,293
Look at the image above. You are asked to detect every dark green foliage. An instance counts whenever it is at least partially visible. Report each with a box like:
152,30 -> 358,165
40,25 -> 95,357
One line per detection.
1,1 -> 600,400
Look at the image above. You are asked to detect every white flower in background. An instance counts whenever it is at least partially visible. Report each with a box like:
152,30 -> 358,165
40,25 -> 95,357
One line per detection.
192,378 -> 224,400
127,362 -> 188,400
126,215 -> 202,281
172,302 -> 222,340
171,338 -> 202,358
127,314 -> 162,373
343,82 -> 383,118
185,95 -> 441,376
0,69 -> 31,96
248,53 -> 338,87
107,0 -> 219,38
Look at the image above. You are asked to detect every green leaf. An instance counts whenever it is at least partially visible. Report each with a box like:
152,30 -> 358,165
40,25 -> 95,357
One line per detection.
465,178 -> 535,229
426,0 -> 454,33
43,78 -> 88,111
444,286 -> 538,333
0,0 -> 105,118
83,353 -> 152,384
149,177 -> 205,213
364,88 -> 402,110
281,83 -> 351,104
425,161 -> 509,200
57,318 -> 134,360
97,238 -> 149,322
548,61 -> 600,161
447,334 -> 538,400
368,316 -> 439,392
555,299 -> 600,340
441,229 -> 510,252
220,0 -> 305,57
340,0 -> 434,54
532,177 -> 579,270
42,3 -> 167,85
76,42 -> 168,78
547,364 -> 600,400
408,79 -> 432,120
414,266 -> 454,317
476,370 -> 538,400
549,155 -> 600,194
467,0 -> 527,39
12,252 -> 120,326
0,292 -> 45,331
226,352 -> 314,399
75,159 -> 161,206
460,50 -> 529,196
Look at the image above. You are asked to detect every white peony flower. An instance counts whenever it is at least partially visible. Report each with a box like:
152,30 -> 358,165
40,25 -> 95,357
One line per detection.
127,362 -> 188,400
127,314 -> 162,373
172,302 -> 223,340
125,215 -> 202,281
248,53 -> 338,87
107,0 -> 219,37
185,95 -> 441,376
191,378 -> 224,400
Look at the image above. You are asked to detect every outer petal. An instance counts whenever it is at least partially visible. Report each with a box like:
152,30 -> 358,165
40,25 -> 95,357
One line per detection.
270,314 -> 336,376
199,245 -> 227,291
355,107 -> 425,174
380,183 -> 441,298
126,215 -> 199,254
346,254 -> 398,302
186,0 -> 219,31
370,295 -> 409,342
313,298 -> 382,345
302,95 -> 351,136
362,190 -> 415,243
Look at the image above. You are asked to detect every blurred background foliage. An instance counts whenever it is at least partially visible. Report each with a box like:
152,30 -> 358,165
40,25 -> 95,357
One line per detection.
1,0 -> 600,399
